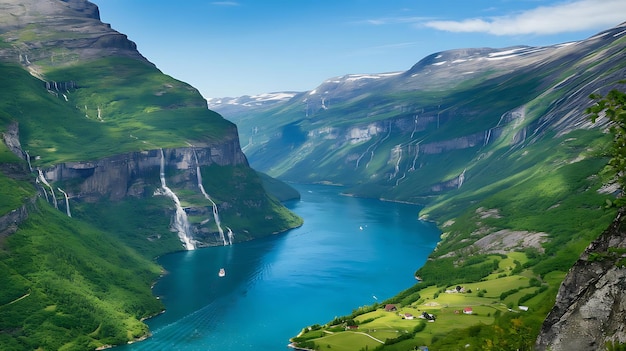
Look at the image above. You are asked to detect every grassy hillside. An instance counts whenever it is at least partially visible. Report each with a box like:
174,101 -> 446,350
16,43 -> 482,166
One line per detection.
230,33 -> 626,349
289,127 -> 618,350
0,59 -> 234,167
0,196 -> 164,351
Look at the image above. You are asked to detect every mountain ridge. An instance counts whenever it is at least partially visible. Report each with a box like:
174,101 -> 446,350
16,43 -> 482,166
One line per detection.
209,22 -> 626,350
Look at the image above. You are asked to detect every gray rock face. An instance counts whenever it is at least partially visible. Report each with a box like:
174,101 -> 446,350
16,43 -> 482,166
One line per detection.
1,122 -> 25,160
42,143 -> 248,201
0,200 -> 32,238
0,0 -> 149,67
536,209 -> 626,350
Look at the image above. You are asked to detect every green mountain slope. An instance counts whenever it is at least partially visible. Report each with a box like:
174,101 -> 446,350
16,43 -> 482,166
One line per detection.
209,24 -> 626,350
0,1 -> 302,349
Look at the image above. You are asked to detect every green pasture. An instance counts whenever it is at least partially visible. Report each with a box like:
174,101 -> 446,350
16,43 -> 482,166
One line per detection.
290,249 -> 569,350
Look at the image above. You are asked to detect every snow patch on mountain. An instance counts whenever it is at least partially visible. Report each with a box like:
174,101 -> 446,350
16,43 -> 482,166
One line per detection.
207,92 -> 298,108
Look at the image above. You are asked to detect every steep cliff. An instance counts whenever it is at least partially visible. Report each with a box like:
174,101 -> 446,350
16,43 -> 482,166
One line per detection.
0,0 -> 148,71
0,0 -> 301,249
536,211 -> 626,350
0,1 -> 302,349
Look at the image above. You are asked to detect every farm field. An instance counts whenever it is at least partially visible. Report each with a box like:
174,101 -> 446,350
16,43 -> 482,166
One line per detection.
291,251 -> 555,351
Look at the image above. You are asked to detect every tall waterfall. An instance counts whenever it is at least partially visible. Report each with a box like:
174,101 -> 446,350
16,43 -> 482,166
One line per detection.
159,149 -> 195,250
57,188 -> 71,217
37,169 -> 57,209
25,151 -> 32,172
193,149 -> 229,246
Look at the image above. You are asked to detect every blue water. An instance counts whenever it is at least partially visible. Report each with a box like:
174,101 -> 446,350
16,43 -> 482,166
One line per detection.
118,184 -> 440,351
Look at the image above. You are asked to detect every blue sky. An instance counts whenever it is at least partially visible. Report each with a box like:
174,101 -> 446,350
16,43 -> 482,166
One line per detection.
94,0 -> 626,98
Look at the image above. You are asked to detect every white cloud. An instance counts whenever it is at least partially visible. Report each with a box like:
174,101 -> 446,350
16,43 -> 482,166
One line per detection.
425,0 -> 626,35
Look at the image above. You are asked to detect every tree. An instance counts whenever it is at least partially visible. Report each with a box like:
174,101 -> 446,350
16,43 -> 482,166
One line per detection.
587,86 -> 626,204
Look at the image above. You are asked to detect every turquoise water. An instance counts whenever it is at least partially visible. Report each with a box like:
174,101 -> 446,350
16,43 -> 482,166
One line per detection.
118,184 -> 440,350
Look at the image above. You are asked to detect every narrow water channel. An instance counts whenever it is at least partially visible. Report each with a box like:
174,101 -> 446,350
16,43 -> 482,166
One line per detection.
118,183 -> 441,350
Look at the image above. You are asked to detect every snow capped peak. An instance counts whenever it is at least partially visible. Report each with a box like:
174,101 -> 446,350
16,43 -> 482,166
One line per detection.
207,92 -> 298,108
308,72 -> 402,96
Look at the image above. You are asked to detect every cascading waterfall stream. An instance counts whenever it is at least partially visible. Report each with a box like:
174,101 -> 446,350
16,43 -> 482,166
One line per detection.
25,151 -> 32,172
389,144 -> 402,180
458,168 -> 467,188
365,123 -> 392,169
57,188 -> 71,217
159,149 -> 195,250
410,114 -> 419,139
37,169 -> 57,209
227,227 -> 234,246
192,149 -> 229,246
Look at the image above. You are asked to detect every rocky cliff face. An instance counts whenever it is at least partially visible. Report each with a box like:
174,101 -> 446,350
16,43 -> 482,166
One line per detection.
0,0 -> 149,71
0,0 -> 301,251
536,209 -> 626,350
42,143 -> 248,202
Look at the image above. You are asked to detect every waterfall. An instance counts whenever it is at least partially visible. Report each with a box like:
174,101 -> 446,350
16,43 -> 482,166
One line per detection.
365,123 -> 392,169
227,227 -> 234,245
410,114 -> 418,139
25,151 -> 32,172
158,149 -> 195,250
389,144 -> 402,180
57,188 -> 71,217
37,169 -> 57,209
192,149 -> 228,246
409,140 -> 421,171
484,129 -> 492,146
458,168 -> 467,189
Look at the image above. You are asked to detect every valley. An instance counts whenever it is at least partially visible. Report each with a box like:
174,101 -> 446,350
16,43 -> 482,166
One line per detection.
1,0 -> 625,350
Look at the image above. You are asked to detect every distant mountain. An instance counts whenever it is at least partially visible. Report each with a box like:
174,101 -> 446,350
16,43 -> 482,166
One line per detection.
0,0 -> 301,349
211,23 -> 625,203
211,22 -> 626,349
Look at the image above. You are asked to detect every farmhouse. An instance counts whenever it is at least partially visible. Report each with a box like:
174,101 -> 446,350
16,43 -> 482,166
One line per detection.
384,304 -> 397,312
463,307 -> 473,315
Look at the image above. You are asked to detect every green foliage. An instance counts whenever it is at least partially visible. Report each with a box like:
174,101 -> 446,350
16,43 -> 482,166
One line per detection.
256,171 -> 301,202
0,59 -> 234,166
0,199 -> 163,350
587,85 -> 626,202
414,255 -> 498,286
0,169 -> 35,216
606,341 -> 626,351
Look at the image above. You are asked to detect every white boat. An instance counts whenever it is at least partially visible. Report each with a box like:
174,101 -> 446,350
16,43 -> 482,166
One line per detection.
218,268 -> 226,277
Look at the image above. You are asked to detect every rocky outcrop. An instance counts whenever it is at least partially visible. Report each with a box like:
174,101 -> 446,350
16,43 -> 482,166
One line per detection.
1,122 -> 26,161
0,198 -> 36,238
536,209 -> 626,350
